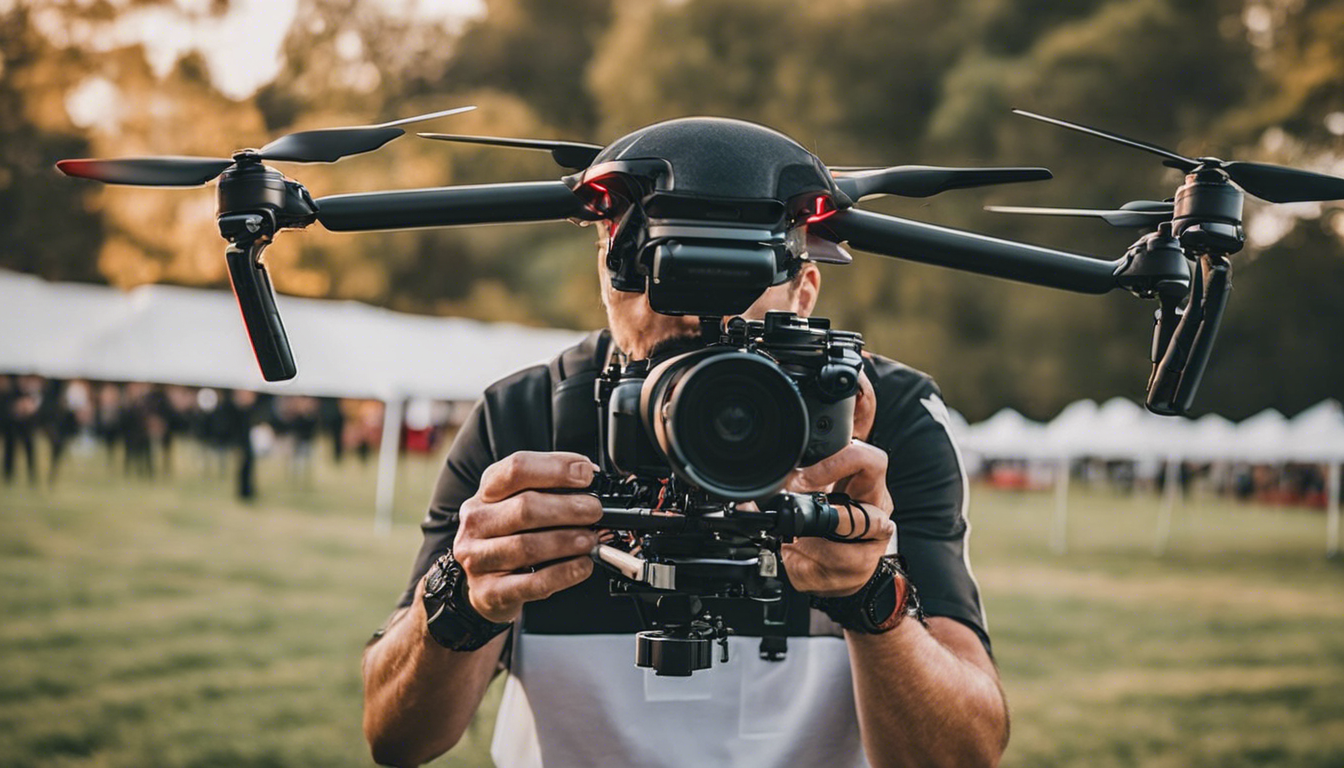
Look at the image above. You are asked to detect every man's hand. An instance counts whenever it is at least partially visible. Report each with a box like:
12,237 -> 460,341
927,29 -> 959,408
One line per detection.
781,369 -> 891,597
453,451 -> 602,623
781,440 -> 895,597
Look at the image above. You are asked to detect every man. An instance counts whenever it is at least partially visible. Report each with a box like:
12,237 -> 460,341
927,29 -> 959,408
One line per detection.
362,223 -> 1009,767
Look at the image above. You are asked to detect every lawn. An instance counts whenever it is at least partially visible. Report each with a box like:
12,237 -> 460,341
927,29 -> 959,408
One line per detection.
2,445 -> 1342,767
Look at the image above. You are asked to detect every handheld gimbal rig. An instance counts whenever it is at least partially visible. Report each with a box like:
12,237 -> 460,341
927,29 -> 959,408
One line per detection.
58,107 -> 1344,674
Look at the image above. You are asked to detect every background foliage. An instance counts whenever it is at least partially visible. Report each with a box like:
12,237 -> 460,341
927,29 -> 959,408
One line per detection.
2,0 -> 1343,420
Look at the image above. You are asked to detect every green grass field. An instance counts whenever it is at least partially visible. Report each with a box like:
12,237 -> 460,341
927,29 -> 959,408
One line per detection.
2,444 -> 1343,767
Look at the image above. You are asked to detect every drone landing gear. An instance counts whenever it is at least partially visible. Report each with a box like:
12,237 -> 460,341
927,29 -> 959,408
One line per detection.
1114,166 -> 1243,417
215,159 -> 319,382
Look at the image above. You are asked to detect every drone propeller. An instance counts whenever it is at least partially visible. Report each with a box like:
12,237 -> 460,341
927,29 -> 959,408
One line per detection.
1013,109 -> 1344,204
985,199 -> 1174,229
55,106 -> 476,187
418,133 -> 604,171
832,165 -> 1052,200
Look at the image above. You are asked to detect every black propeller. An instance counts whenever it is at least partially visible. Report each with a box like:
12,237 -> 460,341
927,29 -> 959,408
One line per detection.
985,199 -> 1174,228
56,106 -> 476,187
832,165 -> 1052,200
418,133 -> 604,171
1013,109 -> 1344,204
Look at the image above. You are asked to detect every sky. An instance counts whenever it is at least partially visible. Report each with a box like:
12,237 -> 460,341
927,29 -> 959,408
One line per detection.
111,0 -> 485,100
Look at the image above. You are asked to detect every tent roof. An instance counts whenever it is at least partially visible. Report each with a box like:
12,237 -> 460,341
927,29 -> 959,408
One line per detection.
0,270 -> 587,401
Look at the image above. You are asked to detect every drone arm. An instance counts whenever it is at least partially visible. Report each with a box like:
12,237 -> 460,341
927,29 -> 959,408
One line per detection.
825,209 -> 1123,294
314,181 -> 592,232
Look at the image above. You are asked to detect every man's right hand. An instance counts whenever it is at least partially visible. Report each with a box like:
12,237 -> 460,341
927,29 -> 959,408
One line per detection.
452,451 -> 602,624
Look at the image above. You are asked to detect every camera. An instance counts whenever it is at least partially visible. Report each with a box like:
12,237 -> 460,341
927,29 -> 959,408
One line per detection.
590,311 -> 867,675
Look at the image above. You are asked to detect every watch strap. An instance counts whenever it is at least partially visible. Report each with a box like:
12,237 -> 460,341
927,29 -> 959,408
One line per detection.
810,554 -> 923,634
423,551 -> 512,652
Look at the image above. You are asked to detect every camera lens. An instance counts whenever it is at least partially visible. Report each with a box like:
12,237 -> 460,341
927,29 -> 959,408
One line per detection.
646,350 -> 807,499
713,400 -> 755,444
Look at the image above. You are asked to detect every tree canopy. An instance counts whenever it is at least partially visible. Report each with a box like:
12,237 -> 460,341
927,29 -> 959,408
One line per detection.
2,0 -> 1341,419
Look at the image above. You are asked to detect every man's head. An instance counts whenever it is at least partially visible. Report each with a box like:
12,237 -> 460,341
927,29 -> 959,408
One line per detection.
595,221 -> 820,359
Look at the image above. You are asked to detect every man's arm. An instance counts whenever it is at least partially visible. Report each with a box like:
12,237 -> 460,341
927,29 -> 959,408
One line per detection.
785,442 -> 1007,767
361,597 -> 506,767
360,398 -> 602,768
784,368 -> 1008,767
848,616 -> 1008,767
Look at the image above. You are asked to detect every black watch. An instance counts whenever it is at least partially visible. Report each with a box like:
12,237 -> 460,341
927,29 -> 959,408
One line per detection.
422,551 -> 512,652
810,554 -> 924,634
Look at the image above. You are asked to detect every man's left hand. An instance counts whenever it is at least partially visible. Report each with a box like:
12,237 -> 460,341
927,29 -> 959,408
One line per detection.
781,370 -> 894,598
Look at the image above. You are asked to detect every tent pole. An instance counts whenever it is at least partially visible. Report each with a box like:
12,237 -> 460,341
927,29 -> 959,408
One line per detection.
1327,461 -> 1341,559
1051,458 -> 1069,555
1154,457 -> 1179,556
375,397 -> 404,537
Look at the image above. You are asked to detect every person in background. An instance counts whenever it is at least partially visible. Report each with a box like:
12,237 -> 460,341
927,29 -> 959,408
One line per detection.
320,397 -> 346,464
4,376 -> 42,486
94,383 -> 122,471
40,378 -> 80,487
227,389 -> 260,501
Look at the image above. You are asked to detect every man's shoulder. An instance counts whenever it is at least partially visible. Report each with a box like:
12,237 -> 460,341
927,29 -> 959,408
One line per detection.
481,329 -> 611,401
866,353 -> 944,412
863,352 -> 964,451
474,329 -> 611,457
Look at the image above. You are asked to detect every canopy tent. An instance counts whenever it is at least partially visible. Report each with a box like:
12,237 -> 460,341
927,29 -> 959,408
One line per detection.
956,396 -> 1344,556
960,408 -> 1048,460
0,270 -> 586,401
5,271 -> 1341,547
0,270 -> 587,531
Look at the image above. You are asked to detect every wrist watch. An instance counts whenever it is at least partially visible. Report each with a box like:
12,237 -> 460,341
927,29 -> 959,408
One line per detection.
810,554 -> 924,634
422,551 -> 512,652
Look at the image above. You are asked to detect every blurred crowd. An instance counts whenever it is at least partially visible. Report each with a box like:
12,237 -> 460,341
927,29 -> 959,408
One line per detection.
977,458 -> 1339,509
0,375 -> 464,501
5,374 -> 1335,510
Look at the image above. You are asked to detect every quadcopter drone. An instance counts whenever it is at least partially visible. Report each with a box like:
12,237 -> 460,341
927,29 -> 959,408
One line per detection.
57,106 -> 1344,674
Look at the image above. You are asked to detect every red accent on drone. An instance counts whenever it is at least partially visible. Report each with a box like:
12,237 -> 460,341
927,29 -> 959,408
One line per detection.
806,195 -> 837,224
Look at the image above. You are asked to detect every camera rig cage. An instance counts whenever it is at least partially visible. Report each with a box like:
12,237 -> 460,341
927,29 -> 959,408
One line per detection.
58,107 -> 1344,674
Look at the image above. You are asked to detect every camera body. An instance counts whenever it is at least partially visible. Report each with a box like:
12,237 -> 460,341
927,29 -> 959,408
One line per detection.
598,311 -> 863,500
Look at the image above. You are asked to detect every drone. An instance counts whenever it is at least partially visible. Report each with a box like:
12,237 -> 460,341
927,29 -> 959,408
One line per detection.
57,106 -> 1344,416
57,105 -> 1344,674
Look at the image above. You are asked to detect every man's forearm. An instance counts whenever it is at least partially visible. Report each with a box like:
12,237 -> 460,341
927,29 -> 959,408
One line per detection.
361,586 -> 505,767
847,618 -> 1008,768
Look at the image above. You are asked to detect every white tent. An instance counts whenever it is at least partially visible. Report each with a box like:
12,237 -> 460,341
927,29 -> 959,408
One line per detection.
0,270 -> 588,531
0,270 -> 586,401
1285,400 -> 1344,555
1181,413 -> 1239,462
962,408 -> 1048,460
1228,409 -> 1293,464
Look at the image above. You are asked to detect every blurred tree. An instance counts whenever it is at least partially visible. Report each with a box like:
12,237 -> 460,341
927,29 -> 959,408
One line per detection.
3,0 -> 1341,420
437,0 -> 613,134
0,4 -> 104,282
255,0 -> 461,128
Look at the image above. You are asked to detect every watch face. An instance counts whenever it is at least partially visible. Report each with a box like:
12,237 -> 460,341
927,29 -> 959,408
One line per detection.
426,565 -> 448,597
868,574 -> 900,628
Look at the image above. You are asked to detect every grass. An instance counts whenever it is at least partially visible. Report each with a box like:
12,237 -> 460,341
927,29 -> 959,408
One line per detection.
2,443 -> 1342,767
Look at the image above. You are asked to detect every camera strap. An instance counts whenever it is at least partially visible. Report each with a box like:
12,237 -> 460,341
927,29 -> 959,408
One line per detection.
548,329 -> 614,461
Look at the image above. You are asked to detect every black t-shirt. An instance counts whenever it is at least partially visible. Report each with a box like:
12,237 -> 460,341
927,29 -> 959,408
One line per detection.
395,330 -> 989,653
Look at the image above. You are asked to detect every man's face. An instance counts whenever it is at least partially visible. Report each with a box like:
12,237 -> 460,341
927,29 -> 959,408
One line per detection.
595,222 -> 820,359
